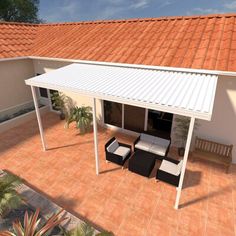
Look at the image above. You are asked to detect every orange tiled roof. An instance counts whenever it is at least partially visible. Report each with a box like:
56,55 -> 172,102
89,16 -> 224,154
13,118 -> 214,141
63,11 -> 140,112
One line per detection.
1,13 -> 236,71
0,22 -> 38,58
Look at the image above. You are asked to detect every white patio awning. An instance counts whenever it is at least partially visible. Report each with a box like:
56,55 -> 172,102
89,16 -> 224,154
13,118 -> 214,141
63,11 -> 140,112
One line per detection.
25,61 -> 219,210
25,63 -> 218,120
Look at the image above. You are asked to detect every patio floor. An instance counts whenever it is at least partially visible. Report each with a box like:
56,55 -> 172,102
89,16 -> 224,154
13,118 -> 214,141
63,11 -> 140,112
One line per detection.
0,112 -> 236,236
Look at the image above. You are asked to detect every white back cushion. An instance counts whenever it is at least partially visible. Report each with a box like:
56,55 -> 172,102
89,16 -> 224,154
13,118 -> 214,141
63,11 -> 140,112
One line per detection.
153,137 -> 170,147
140,133 -> 155,142
107,140 -> 119,153
135,140 -> 151,151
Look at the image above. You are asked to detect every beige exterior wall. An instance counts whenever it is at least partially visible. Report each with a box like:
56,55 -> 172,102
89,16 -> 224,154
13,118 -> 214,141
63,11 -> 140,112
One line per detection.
0,59 -> 35,113
195,76 -> 236,163
172,76 -> 236,162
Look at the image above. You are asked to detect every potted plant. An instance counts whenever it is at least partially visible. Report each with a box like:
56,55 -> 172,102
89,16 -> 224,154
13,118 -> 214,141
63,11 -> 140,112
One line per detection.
174,116 -> 198,156
65,106 -> 93,134
51,91 -> 67,120
0,173 -> 22,218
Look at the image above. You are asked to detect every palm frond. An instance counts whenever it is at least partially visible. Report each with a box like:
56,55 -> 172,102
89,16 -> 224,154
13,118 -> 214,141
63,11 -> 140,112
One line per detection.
0,173 -> 22,217
1,208 -> 67,236
65,106 -> 93,134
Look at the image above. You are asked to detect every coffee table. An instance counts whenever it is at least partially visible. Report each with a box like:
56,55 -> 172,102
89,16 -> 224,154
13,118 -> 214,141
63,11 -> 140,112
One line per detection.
128,150 -> 156,177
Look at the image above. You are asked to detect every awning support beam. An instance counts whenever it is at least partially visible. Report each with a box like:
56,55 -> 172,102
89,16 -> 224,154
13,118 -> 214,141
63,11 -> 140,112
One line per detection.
92,98 -> 99,175
174,116 -> 195,209
31,86 -> 47,151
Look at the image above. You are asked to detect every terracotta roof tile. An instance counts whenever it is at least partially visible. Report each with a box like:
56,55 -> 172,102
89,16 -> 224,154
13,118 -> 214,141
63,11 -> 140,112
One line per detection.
1,14 -> 236,71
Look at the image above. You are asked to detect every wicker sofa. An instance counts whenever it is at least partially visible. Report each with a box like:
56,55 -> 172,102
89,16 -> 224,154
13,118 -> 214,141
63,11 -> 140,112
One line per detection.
134,133 -> 171,159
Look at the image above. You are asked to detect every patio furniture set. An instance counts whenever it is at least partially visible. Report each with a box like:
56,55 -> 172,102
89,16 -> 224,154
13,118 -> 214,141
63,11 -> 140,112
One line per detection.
105,133 -> 183,187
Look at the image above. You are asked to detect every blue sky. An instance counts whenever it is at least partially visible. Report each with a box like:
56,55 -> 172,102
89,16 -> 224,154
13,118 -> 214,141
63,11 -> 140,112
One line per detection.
39,0 -> 236,23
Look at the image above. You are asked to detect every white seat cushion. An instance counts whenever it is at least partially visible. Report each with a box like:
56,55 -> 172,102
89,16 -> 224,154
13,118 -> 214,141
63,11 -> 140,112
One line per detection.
159,160 -> 180,176
113,146 -> 130,160
149,143 -> 167,156
135,140 -> 151,151
107,139 -> 119,153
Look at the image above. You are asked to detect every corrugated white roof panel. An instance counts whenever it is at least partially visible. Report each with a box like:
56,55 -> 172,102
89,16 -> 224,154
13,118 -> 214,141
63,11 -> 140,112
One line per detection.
25,63 -> 218,120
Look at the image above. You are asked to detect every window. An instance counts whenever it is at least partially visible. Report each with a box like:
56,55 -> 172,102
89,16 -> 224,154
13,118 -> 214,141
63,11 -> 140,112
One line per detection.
49,89 -> 60,110
147,110 -> 173,138
36,74 -> 48,98
124,105 -> 145,132
104,101 -> 122,127
39,88 -> 48,98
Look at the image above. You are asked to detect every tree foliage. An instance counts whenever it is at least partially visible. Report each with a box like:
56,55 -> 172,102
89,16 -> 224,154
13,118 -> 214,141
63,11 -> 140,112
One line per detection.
0,0 -> 42,23
0,173 -> 22,217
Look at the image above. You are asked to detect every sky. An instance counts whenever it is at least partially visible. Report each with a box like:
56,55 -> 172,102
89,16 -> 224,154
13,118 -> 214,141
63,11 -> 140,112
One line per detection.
39,0 -> 236,23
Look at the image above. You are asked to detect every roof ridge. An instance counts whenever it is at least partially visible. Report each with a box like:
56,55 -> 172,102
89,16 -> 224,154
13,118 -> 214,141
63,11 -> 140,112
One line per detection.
38,13 -> 236,26
0,21 -> 39,26
1,13 -> 236,27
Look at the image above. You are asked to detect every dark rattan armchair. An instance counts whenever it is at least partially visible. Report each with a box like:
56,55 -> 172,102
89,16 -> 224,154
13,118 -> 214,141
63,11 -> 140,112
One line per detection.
105,137 -> 132,167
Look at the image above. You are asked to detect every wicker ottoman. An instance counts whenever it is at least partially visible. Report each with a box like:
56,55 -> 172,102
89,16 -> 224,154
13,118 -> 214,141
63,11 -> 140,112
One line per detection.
128,150 -> 156,177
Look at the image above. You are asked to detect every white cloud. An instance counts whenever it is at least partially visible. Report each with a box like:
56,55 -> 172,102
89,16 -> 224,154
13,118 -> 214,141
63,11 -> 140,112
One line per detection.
130,0 -> 150,9
94,0 -> 153,19
187,7 -> 223,15
40,0 -> 81,22
224,1 -> 236,10
160,0 -> 174,8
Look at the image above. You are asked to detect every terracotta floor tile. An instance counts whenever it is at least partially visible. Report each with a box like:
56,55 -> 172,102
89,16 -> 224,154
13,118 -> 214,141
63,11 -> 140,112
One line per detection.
0,112 -> 236,235
207,204 -> 235,229
205,224 -> 235,236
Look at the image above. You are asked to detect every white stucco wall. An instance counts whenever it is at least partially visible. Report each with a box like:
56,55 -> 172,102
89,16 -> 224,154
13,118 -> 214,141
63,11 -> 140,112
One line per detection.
0,59 -> 35,116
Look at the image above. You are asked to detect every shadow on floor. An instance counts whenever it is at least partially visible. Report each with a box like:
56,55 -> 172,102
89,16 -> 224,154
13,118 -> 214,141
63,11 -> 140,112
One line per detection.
0,113 -> 61,154
183,169 -> 202,189
99,166 -> 122,174
47,140 -> 94,151
180,185 -> 233,209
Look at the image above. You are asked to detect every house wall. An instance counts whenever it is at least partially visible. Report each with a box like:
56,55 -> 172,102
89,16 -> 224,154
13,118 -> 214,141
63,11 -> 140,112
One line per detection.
33,59 -> 103,123
0,59 -> 35,117
195,75 -> 236,163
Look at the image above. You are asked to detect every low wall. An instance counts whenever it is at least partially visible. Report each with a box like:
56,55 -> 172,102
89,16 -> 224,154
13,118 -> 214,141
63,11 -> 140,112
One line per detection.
0,106 -> 50,134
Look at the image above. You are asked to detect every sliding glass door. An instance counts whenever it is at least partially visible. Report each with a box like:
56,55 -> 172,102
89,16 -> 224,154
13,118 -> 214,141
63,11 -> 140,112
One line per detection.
147,110 -> 173,138
104,101 -> 122,127
103,100 -> 173,137
124,105 -> 145,132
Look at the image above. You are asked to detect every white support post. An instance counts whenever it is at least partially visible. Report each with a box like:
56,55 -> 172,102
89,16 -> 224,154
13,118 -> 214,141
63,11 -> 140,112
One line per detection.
31,86 -> 47,151
144,109 -> 148,131
174,117 -> 195,209
92,98 -> 99,175
122,104 -> 124,129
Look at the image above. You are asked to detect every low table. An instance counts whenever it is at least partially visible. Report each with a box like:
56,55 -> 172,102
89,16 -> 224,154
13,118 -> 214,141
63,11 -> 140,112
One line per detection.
128,150 -> 156,177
